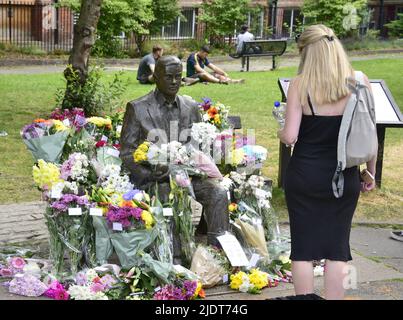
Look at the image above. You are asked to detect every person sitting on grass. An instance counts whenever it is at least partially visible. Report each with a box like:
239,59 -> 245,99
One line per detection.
136,44 -> 163,84
184,45 -> 244,85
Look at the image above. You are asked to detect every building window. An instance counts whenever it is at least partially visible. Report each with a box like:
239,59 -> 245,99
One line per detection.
156,8 -> 196,39
282,9 -> 303,38
247,9 -> 265,38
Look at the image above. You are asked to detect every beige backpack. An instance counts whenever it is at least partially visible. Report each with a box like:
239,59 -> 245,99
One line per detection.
332,71 -> 378,198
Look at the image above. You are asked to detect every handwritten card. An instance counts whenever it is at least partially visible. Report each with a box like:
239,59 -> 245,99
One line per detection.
217,233 -> 249,267
50,186 -> 62,199
68,207 -> 82,216
163,208 -> 173,217
106,148 -> 120,158
113,222 -> 123,231
90,208 -> 103,216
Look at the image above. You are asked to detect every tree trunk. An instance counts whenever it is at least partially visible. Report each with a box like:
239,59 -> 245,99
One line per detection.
62,0 -> 103,110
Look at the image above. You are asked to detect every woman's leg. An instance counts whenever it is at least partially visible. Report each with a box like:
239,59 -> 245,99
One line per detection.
291,261 -> 314,295
324,260 -> 347,300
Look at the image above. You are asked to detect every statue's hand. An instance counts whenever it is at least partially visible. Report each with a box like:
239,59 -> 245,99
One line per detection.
153,164 -> 170,182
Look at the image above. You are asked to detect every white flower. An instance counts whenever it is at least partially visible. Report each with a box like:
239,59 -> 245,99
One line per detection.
100,164 -> 133,194
239,275 -> 252,293
68,285 -> 108,300
86,269 -> 99,282
220,177 -> 234,191
191,122 -> 218,150
314,266 -> 324,277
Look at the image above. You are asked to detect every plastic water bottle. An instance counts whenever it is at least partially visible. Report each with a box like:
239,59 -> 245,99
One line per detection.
272,101 -> 286,128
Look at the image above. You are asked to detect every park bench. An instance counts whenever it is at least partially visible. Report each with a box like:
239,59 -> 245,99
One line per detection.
230,39 -> 287,71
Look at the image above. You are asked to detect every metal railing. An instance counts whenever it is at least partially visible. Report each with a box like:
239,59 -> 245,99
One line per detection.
0,0 -> 74,52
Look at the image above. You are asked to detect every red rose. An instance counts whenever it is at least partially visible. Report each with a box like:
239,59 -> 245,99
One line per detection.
96,140 -> 107,148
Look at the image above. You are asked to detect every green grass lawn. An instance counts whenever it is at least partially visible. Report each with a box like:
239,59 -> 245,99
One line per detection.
0,58 -> 402,222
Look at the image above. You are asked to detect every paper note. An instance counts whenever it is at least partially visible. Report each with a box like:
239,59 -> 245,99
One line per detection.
163,208 -> 173,217
223,274 -> 229,284
62,119 -> 70,126
90,208 -> 103,216
116,125 -> 123,134
255,188 -> 269,198
113,222 -> 123,231
50,186 -> 62,199
248,253 -> 261,268
101,135 -> 108,142
68,207 -> 82,216
217,233 -> 249,267
106,148 -> 120,158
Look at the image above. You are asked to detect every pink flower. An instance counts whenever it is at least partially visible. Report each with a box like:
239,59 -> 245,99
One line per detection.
175,174 -> 191,188
10,257 -> 25,270
90,282 -> 105,293
0,268 -> 13,277
53,289 -> 70,300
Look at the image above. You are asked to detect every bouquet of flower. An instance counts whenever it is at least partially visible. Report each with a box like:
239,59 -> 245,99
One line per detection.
153,279 -> 205,300
169,169 -> 196,267
190,245 -> 232,288
65,268 -> 120,300
230,172 -> 279,242
199,97 -> 230,131
92,189 -> 159,269
50,107 -> 87,132
60,152 -> 97,190
21,119 -> 70,163
230,269 -> 269,294
46,194 -> 96,275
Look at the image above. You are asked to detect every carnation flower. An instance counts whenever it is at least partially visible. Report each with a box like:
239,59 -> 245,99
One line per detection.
9,257 -> 26,270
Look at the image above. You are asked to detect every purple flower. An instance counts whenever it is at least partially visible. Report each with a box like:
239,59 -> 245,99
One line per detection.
75,271 -> 88,286
183,280 -> 197,299
73,114 -> 87,130
175,173 -> 191,188
131,207 -> 143,220
8,274 -> 47,297
123,189 -> 141,201
100,274 -> 116,289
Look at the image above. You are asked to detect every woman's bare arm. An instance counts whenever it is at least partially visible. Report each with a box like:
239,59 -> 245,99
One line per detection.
277,78 -> 302,146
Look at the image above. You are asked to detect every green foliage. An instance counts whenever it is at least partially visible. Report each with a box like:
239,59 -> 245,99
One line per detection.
148,0 -> 181,36
302,0 -> 368,38
385,13 -> 403,38
199,0 -> 251,45
56,65 -> 128,116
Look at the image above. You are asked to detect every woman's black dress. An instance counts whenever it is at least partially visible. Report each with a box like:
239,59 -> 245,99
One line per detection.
284,100 -> 360,262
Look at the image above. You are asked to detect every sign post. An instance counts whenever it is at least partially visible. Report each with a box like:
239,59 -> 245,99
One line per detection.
277,78 -> 403,189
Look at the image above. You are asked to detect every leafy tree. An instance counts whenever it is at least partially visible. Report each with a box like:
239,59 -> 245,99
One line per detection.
385,13 -> 403,38
94,0 -> 154,57
199,0 -> 251,46
302,0 -> 367,38
134,0 -> 181,55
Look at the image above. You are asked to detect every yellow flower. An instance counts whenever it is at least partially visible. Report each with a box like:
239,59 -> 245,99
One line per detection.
213,114 -> 221,124
141,210 -> 154,229
52,120 -> 69,131
231,148 -> 245,165
228,203 -> 238,212
87,117 -> 112,127
279,255 -> 291,265
248,269 -> 268,290
230,271 -> 247,290
194,281 -> 203,298
133,142 -> 150,163
32,159 -> 62,190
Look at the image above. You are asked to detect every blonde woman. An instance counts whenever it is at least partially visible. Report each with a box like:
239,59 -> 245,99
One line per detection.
278,25 -> 377,300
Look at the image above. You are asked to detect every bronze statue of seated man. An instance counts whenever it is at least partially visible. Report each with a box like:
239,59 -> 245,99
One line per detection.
120,56 -> 229,262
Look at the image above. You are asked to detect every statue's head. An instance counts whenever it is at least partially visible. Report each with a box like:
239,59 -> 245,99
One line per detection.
154,56 -> 182,97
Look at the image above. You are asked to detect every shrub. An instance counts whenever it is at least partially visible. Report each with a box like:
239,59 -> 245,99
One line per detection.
56,65 -> 128,116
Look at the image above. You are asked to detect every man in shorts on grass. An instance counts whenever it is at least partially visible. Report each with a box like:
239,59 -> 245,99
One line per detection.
137,44 -> 163,84
184,45 -> 244,85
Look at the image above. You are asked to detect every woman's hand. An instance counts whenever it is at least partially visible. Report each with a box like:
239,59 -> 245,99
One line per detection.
361,181 -> 376,192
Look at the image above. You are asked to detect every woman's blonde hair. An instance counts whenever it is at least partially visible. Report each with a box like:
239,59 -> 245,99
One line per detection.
296,24 -> 354,107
